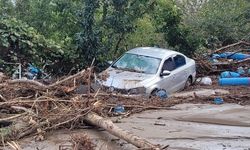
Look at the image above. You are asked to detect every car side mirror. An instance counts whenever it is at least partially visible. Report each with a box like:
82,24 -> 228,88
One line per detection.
160,70 -> 171,76
107,61 -> 113,65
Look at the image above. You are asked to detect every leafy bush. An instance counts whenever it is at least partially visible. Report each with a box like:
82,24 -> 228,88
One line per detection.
0,18 -> 64,74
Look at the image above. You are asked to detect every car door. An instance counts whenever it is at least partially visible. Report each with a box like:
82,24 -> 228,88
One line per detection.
171,54 -> 188,91
157,57 -> 177,94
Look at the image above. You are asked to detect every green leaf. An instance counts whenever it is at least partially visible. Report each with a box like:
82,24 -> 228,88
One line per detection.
10,35 -> 17,42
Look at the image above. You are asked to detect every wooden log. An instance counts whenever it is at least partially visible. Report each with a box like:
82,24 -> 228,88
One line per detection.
0,113 -> 24,122
84,112 -> 160,149
213,41 -> 250,53
0,69 -> 86,90
0,94 -> 7,102
8,79 -> 48,90
49,69 -> 87,88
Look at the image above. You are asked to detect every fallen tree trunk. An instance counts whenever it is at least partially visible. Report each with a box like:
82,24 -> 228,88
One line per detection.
171,89 -> 230,99
84,112 -> 160,149
2,112 -> 161,149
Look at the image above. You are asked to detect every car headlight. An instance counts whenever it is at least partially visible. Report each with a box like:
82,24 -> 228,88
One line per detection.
128,87 -> 146,95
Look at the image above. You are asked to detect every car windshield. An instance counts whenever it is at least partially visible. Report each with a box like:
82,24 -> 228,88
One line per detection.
112,53 -> 161,74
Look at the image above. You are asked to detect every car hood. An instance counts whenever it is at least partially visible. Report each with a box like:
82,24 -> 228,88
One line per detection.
99,68 -> 155,89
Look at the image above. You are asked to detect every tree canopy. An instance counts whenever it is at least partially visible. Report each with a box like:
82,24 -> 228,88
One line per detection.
0,0 -> 249,74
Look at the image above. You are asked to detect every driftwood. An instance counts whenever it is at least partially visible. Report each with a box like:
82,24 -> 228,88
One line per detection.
1,65 -> 248,149
0,113 -> 24,122
84,112 -> 160,149
171,89 -> 230,99
0,67 -> 164,149
0,94 -> 7,102
213,41 -> 250,54
0,69 -> 87,90
1,110 -> 161,149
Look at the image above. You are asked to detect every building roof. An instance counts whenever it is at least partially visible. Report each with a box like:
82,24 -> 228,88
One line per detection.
126,47 -> 178,59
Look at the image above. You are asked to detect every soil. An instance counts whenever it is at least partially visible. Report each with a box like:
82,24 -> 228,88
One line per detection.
1,103 -> 250,150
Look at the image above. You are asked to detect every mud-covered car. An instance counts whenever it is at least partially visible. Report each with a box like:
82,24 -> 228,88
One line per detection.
98,47 -> 196,96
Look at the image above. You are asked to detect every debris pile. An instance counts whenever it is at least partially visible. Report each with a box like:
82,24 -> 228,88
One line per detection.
195,41 -> 250,77
71,133 -> 95,150
0,68 -> 175,149
0,63 -> 249,149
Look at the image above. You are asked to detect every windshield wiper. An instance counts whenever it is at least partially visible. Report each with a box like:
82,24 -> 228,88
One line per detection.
112,65 -> 145,73
121,68 -> 145,73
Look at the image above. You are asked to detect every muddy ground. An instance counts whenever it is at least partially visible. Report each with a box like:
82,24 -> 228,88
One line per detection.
2,102 -> 250,150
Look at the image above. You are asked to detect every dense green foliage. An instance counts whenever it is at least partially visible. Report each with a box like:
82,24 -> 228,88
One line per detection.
152,0 -> 201,56
188,0 -> 250,49
0,0 -> 249,74
0,18 -> 65,73
76,0 -> 157,67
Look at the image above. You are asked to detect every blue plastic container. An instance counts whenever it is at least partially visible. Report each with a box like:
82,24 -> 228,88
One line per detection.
156,89 -> 168,100
219,78 -> 250,86
220,71 -> 240,78
114,104 -> 125,113
214,97 -> 224,105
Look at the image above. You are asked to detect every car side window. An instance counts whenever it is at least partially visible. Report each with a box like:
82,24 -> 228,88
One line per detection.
173,55 -> 186,68
162,57 -> 175,71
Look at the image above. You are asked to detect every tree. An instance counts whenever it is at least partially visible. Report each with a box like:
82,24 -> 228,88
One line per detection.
15,0 -> 83,46
76,0 -> 157,68
0,0 -> 14,17
125,15 -> 167,49
186,0 -> 250,49
176,0 -> 209,17
152,0 -> 201,56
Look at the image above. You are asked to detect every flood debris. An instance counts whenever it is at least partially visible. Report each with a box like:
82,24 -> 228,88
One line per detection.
0,59 -> 250,149
154,122 -> 166,126
84,112 -> 161,149
195,41 -> 250,77
196,77 -> 212,85
6,141 -> 21,150
71,133 -> 95,150
0,68 -> 166,149
213,97 -> 224,105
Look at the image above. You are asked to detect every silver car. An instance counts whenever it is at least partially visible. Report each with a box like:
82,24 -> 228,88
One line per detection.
99,47 -> 196,96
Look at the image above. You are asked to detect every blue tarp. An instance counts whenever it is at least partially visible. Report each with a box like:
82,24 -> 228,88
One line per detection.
221,71 -> 241,78
212,52 -> 250,60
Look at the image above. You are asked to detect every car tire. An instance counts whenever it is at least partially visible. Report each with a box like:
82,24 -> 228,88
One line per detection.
184,77 -> 192,89
150,89 -> 158,97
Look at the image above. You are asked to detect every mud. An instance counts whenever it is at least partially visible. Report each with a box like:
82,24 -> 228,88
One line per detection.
117,103 -> 250,150
2,103 -> 250,150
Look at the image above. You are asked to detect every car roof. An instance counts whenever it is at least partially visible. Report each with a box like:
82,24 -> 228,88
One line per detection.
126,47 -> 179,59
